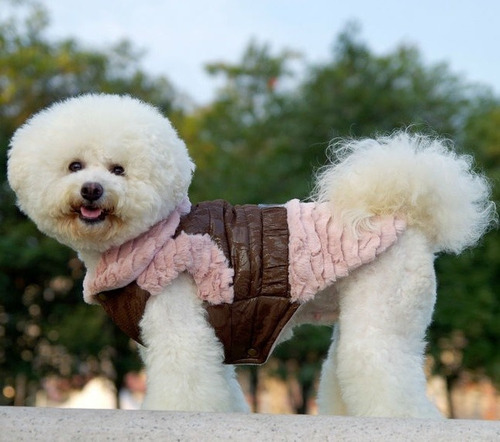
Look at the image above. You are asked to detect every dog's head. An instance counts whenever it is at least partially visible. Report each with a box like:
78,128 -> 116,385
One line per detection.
7,94 -> 195,253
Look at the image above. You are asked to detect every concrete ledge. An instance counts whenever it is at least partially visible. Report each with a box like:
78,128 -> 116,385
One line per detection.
1,406 -> 499,441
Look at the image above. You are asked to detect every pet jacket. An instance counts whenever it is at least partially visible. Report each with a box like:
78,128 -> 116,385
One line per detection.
83,199 -> 405,364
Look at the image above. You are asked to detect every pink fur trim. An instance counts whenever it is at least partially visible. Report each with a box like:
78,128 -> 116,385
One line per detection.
286,199 -> 405,303
83,198 -> 235,305
137,232 -> 234,304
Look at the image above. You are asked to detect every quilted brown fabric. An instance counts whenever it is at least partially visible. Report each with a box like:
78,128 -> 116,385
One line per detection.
176,200 -> 300,364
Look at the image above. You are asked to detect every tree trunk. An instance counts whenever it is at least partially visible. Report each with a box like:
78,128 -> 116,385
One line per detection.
14,373 -> 27,406
445,374 -> 456,418
296,381 -> 312,414
249,366 -> 259,412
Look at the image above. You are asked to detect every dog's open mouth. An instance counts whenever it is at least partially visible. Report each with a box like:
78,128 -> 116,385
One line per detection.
75,205 -> 108,224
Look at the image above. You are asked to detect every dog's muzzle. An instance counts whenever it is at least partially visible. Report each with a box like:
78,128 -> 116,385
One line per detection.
78,182 -> 107,223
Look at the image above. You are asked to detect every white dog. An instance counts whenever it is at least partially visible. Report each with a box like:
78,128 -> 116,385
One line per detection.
7,94 -> 494,417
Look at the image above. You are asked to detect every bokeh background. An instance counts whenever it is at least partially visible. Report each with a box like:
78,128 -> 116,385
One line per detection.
0,0 -> 498,418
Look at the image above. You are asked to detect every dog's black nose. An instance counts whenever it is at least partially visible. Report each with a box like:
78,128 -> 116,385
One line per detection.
81,182 -> 104,202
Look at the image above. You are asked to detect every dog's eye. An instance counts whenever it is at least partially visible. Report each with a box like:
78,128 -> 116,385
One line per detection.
69,161 -> 83,172
110,165 -> 125,176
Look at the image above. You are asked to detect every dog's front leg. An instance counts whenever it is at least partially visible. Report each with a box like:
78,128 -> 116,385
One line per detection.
318,229 -> 442,418
138,273 -> 249,412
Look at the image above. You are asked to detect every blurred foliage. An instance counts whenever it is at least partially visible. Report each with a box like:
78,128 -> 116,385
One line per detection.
0,1 -> 498,413
429,103 -> 500,389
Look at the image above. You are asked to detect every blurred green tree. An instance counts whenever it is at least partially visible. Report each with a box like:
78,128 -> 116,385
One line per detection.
185,40 -> 303,203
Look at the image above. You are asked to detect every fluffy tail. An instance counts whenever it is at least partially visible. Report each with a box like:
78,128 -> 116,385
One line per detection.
312,132 -> 496,254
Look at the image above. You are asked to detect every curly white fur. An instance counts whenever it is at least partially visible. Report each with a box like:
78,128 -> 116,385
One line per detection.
313,133 -> 495,253
7,94 -> 495,418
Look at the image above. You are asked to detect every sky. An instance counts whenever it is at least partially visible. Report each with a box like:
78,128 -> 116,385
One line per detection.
36,0 -> 500,105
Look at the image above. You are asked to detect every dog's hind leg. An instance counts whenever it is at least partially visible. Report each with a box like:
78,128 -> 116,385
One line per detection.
319,229 -> 442,418
138,273 -> 249,412
317,325 -> 349,415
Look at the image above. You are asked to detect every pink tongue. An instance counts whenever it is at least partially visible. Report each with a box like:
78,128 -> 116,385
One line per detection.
80,206 -> 103,219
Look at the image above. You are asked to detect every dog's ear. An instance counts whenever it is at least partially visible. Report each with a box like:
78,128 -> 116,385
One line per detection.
7,139 -> 33,216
